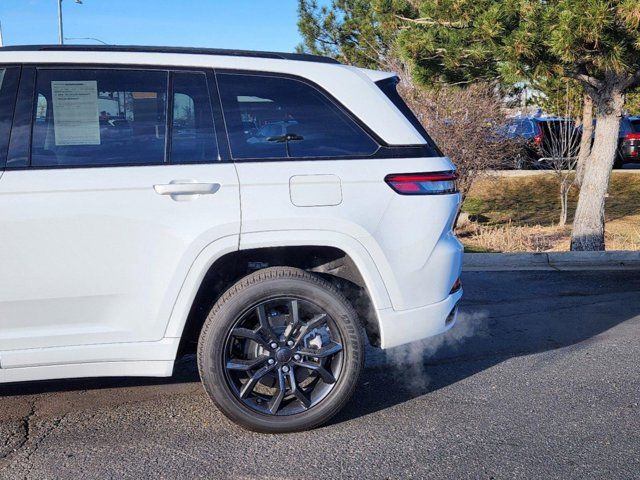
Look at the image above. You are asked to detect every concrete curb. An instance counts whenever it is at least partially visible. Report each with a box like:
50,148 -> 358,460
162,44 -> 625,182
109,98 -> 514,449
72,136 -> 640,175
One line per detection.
484,168 -> 640,177
463,251 -> 640,271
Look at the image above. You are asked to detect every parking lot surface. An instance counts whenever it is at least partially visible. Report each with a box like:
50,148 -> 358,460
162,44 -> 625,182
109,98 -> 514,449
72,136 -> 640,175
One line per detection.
1,270 -> 639,479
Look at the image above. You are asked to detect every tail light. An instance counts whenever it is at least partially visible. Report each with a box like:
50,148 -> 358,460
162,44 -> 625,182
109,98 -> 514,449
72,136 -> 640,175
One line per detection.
624,133 -> 640,141
533,126 -> 543,146
384,171 -> 458,195
450,278 -> 462,294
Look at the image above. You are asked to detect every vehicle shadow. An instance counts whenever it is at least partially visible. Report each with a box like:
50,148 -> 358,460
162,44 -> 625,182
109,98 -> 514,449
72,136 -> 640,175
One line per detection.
0,354 -> 201,398
331,270 -> 640,425
1,271 -> 638,426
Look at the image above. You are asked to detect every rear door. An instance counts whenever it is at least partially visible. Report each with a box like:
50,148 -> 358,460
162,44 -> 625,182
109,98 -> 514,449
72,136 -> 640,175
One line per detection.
0,66 -> 239,353
218,70 -> 460,312
216,70 -> 382,233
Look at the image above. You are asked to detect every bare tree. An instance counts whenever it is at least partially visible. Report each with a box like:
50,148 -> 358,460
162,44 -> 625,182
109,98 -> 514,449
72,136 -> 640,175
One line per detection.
537,121 -> 581,225
536,84 -> 582,226
400,83 -> 522,200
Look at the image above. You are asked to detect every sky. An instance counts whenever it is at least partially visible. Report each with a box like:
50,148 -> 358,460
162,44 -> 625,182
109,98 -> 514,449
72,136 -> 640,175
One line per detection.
0,0 -> 306,52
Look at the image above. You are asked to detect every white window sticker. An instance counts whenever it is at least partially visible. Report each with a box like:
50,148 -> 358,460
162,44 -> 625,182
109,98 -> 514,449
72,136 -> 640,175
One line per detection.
51,80 -> 100,146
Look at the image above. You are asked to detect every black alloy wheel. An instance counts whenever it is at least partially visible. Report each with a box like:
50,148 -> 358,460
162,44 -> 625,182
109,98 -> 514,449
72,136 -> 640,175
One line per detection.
197,267 -> 364,433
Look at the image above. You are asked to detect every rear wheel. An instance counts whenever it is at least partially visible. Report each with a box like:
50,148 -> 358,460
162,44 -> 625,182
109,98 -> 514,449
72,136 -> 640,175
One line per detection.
197,267 -> 364,433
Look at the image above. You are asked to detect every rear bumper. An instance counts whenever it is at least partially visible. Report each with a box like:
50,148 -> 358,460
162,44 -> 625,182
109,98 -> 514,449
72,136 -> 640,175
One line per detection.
376,289 -> 463,349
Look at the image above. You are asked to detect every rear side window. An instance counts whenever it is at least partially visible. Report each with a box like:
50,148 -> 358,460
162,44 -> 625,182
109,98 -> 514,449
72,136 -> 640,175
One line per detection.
515,119 -> 536,137
0,67 -> 21,166
217,72 -> 378,160
375,77 -> 440,155
171,71 -> 218,163
32,68 -> 168,167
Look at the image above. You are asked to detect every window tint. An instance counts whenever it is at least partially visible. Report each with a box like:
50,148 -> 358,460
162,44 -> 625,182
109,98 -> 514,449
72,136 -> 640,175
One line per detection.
171,72 -> 218,163
217,73 -> 378,160
32,69 -> 168,167
629,119 -> 640,133
0,67 -> 21,166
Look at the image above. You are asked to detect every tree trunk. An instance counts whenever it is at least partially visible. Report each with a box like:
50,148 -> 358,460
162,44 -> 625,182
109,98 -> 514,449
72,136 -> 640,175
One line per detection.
575,94 -> 593,187
570,87 -> 624,251
559,182 -> 569,227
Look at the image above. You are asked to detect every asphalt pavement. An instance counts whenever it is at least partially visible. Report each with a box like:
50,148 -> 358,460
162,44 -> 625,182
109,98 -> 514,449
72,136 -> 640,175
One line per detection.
1,270 -> 639,479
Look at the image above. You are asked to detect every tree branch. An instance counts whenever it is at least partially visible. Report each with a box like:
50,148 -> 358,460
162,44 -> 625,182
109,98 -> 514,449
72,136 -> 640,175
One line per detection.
565,70 -> 603,91
622,69 -> 640,90
394,14 -> 470,29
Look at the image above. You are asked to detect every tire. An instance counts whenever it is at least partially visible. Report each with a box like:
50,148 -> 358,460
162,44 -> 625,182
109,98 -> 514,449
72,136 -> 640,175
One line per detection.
197,267 -> 364,433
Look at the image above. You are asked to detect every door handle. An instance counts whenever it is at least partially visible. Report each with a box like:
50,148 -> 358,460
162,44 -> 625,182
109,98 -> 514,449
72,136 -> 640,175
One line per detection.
154,181 -> 221,196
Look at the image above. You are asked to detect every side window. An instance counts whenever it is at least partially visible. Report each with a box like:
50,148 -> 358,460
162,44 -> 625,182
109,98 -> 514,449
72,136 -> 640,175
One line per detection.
520,120 -> 536,136
32,68 -> 168,167
217,73 -> 378,160
0,67 -> 21,166
171,71 -> 218,163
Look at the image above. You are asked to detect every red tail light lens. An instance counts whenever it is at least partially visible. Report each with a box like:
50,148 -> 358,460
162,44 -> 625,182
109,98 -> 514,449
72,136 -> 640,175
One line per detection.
534,125 -> 543,145
385,172 -> 458,195
625,133 -> 640,141
450,278 -> 462,293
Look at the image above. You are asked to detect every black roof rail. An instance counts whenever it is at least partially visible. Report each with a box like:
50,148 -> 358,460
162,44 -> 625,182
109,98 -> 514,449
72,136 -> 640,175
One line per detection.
0,44 -> 341,65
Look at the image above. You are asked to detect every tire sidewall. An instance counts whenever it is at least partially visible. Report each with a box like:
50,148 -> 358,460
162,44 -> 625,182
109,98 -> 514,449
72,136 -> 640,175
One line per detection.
198,271 -> 364,433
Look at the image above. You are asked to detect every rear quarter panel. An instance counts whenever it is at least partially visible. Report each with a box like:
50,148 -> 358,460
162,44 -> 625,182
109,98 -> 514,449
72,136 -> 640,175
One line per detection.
236,156 -> 462,312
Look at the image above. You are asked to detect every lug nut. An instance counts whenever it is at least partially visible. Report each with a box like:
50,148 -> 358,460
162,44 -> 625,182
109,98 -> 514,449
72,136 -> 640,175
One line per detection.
268,359 -> 275,365
293,354 -> 301,361
270,342 -> 278,349
287,340 -> 294,346
282,366 -> 290,373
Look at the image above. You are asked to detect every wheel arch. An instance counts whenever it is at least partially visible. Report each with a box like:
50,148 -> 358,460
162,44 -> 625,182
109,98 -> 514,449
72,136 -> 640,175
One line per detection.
164,232 -> 390,356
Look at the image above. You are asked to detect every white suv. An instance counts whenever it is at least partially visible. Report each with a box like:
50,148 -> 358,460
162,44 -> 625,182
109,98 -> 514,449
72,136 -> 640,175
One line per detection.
0,46 -> 463,432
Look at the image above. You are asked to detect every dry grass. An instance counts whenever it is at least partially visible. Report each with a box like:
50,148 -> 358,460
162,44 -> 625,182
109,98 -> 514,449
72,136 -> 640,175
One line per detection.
459,173 -> 640,252
459,222 -> 568,252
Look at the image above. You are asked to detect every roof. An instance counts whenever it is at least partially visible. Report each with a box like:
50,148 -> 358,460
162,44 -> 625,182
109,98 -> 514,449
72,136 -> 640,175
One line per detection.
0,44 -> 341,65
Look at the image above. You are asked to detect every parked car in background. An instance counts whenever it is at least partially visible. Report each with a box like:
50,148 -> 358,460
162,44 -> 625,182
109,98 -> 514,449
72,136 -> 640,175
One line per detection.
616,115 -> 640,168
502,116 -> 580,169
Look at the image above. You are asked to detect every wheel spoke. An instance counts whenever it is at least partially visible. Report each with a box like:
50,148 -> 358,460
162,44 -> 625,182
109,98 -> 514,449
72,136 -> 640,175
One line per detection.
297,341 -> 343,359
230,327 -> 270,349
293,313 -> 328,346
224,297 -> 345,417
239,363 -> 276,399
226,356 -> 267,372
294,360 -> 336,384
287,367 -> 312,409
268,368 -> 287,414
256,304 -> 278,342
283,299 -> 300,341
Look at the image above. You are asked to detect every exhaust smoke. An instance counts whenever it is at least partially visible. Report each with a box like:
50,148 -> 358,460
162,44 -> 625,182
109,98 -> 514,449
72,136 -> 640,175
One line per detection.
378,309 -> 489,394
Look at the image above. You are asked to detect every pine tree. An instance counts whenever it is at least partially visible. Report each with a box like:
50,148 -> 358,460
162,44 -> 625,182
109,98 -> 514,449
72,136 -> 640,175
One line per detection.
378,0 -> 640,250
301,1 -> 640,251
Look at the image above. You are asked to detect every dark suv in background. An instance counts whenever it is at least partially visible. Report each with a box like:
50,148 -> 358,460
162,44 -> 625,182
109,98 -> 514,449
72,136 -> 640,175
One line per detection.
616,116 -> 640,168
503,116 -> 580,169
